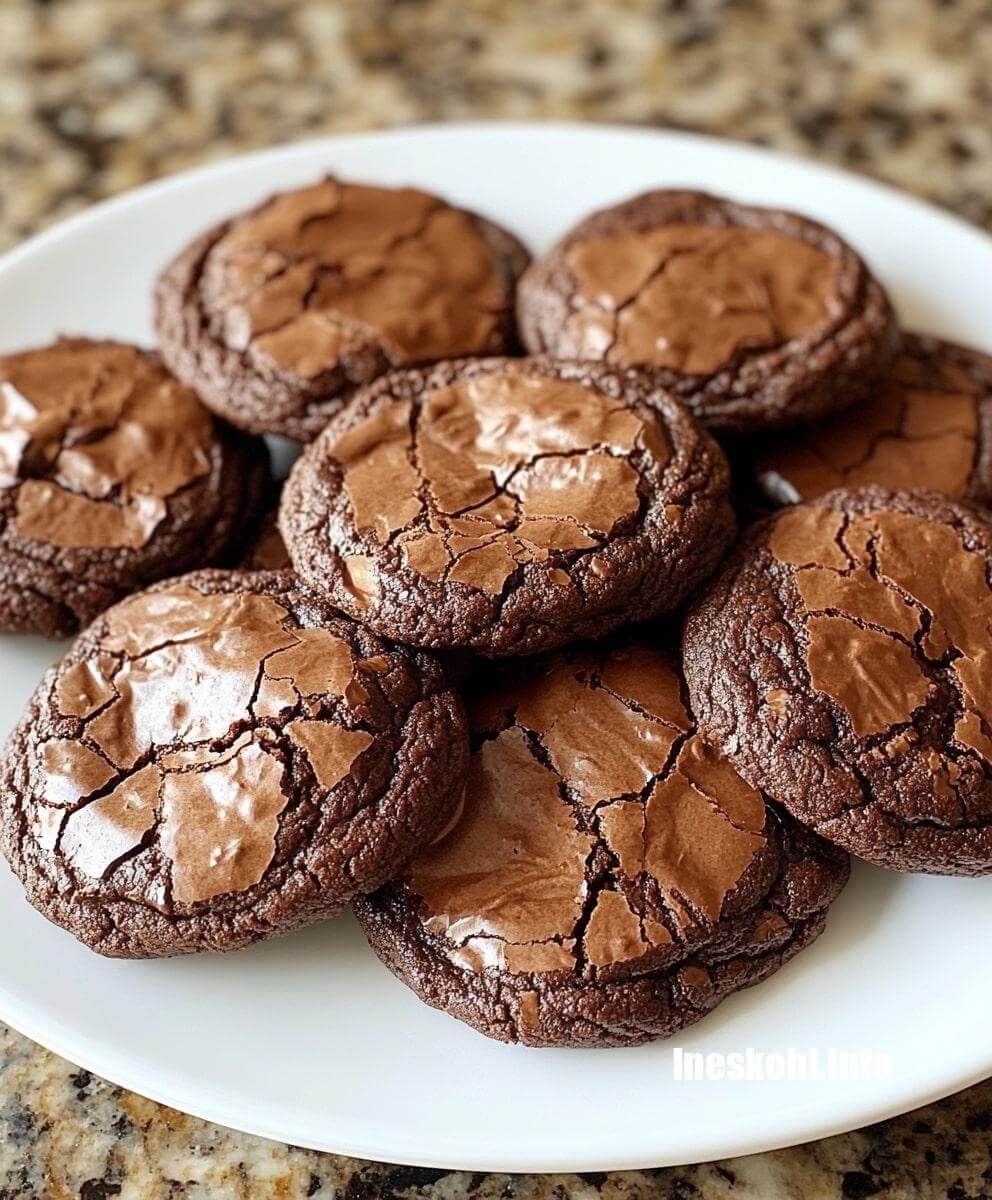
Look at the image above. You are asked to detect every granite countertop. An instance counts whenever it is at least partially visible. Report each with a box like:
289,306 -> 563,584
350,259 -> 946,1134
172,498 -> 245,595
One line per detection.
1,1 -> 991,1196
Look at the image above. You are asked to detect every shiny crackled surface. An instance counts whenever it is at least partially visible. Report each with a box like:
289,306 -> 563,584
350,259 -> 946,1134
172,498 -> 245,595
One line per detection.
0,340 -> 215,549
769,504 -> 992,760
757,342 -> 986,502
35,584 -> 372,904
200,180 -> 509,380
564,224 -> 841,374
407,647 -> 768,975
330,373 -> 665,596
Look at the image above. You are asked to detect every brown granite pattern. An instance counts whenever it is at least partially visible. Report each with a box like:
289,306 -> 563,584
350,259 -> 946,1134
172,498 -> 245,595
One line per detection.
1,0 -> 992,251
1,0 -> 992,1192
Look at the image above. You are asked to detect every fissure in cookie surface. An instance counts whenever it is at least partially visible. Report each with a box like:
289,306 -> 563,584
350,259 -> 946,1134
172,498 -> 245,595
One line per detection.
683,487 -> 992,875
202,181 -> 510,377
0,570 -> 468,956
755,335 -> 992,505
332,372 -> 655,596
0,339 -> 271,636
564,224 -> 840,374
281,358 -> 736,656
517,189 -> 897,435
0,340 -> 214,551
155,177 -> 530,442
355,644 -> 849,1047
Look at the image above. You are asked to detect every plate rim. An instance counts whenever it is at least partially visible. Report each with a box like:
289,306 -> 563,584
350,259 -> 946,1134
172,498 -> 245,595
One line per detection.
5,118 -> 992,273
0,119 -> 990,1172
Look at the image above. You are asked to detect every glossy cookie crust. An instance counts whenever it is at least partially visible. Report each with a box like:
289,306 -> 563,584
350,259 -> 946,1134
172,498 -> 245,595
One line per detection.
753,333 -> 992,507
154,177 -> 531,442
355,643 -> 848,1047
0,569 -> 468,957
0,339 -> 270,637
684,487 -> 992,875
280,356 -> 736,657
517,189 -> 898,435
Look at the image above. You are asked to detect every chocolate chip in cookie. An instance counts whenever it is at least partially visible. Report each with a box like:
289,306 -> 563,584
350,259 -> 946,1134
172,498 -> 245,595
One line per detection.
279,356 -> 736,656
683,486 -> 992,875
0,339 -> 270,637
0,569 -> 468,957
154,177 -> 531,442
355,642 -> 849,1047
517,189 -> 897,435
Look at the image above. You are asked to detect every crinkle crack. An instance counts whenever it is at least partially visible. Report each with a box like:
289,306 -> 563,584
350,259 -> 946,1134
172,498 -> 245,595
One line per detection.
407,648 -> 772,979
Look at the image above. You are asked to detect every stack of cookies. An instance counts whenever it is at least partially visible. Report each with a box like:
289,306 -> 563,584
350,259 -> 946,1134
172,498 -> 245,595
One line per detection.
1,175 -> 989,1048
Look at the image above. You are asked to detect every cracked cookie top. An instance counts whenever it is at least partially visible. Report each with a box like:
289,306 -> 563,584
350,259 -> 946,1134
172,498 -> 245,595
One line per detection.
517,189 -> 897,435
0,339 -> 214,550
563,225 -> 837,375
0,569 -> 468,957
754,334 -> 992,506
0,339 -> 270,637
355,644 -> 849,1047
154,178 -> 531,442
279,357 -> 736,656
683,486 -> 992,875
410,646 -> 773,976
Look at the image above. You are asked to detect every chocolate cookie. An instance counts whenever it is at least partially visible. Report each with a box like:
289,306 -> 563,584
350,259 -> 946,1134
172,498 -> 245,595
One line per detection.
154,177 -> 531,442
517,190 -> 897,435
0,338 -> 270,637
355,643 -> 849,1047
754,334 -> 992,506
280,357 -> 736,657
683,487 -> 992,875
0,570 -> 468,957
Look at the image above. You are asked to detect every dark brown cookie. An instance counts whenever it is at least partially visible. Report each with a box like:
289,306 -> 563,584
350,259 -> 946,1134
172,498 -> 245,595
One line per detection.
0,338 -> 271,638
753,334 -> 992,506
355,643 -> 849,1048
683,487 -> 992,875
154,177 -> 531,442
279,356 -> 736,657
0,569 -> 468,957
517,189 -> 898,435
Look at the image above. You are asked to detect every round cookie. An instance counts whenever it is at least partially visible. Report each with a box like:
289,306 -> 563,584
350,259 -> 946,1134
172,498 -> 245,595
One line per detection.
0,569 -> 468,957
754,334 -> 992,506
683,487 -> 992,875
355,643 -> 849,1048
155,177 -> 531,442
0,338 -> 271,637
517,189 -> 897,435
280,356 -> 736,657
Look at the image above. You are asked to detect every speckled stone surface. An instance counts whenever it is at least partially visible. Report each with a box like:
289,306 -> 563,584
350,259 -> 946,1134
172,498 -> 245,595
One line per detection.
2,0 -> 992,251
1,0 -> 991,1195
1,1024 -> 991,1198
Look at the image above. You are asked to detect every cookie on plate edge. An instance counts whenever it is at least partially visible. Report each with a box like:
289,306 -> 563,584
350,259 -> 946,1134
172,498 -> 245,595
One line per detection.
684,486 -> 992,875
0,338 -> 271,637
753,333 -> 992,506
355,642 -> 849,1047
517,189 -> 898,435
155,177 -> 531,442
0,569 -> 468,957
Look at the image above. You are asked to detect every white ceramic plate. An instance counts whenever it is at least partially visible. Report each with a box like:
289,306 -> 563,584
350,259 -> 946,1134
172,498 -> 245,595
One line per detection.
0,123 -> 990,1173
